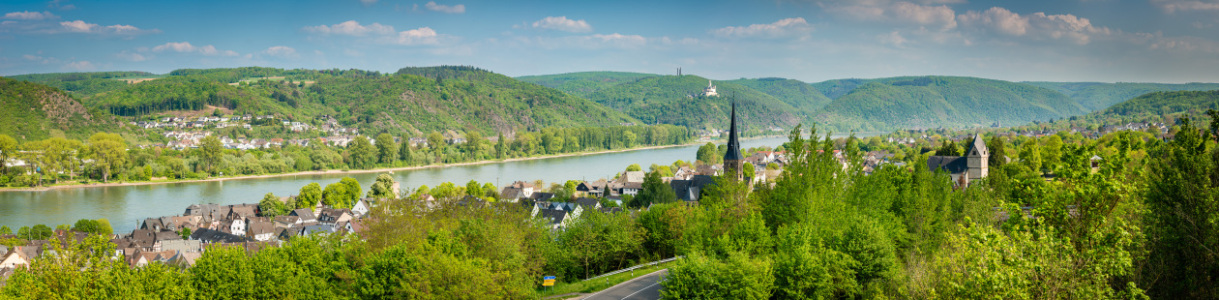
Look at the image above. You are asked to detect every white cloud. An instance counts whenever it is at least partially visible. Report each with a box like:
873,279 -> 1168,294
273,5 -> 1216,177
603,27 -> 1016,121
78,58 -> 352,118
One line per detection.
59,20 -> 94,32
958,7 -> 1109,45
58,19 -> 158,35
396,27 -> 440,45
425,1 -> 465,14
151,42 -> 238,56
1151,0 -> 1219,13
63,60 -> 94,71
303,20 -> 395,36
117,51 -> 146,62
531,16 -> 592,33
879,31 -> 909,46
820,0 -> 957,30
4,11 -> 56,20
265,46 -> 298,57
712,17 -> 812,38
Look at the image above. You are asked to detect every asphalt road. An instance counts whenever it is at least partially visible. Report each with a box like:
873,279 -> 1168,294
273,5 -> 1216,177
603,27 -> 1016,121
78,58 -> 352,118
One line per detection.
582,269 -> 667,300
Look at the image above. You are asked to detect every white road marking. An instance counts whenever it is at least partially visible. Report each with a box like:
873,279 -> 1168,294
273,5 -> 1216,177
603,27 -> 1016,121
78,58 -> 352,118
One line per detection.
621,281 -> 661,300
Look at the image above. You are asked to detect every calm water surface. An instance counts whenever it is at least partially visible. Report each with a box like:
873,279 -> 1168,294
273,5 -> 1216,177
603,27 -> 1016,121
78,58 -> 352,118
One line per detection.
0,136 -> 800,233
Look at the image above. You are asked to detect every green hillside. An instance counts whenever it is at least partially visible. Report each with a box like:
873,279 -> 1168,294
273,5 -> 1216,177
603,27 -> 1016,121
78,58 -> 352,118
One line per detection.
0,77 -> 120,141
811,78 -> 872,99
816,76 -> 1087,132
516,71 -> 659,97
8,71 -> 157,99
1024,81 -> 1219,111
12,66 -> 637,137
1100,89 -> 1219,118
584,75 -> 804,130
726,77 -> 833,111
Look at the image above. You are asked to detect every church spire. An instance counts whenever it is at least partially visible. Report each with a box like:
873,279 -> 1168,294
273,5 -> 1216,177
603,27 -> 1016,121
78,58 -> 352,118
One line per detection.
724,98 -> 743,180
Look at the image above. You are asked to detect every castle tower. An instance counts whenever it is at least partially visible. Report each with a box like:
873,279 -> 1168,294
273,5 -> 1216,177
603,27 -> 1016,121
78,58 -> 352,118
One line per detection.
965,134 -> 989,181
723,100 -> 743,181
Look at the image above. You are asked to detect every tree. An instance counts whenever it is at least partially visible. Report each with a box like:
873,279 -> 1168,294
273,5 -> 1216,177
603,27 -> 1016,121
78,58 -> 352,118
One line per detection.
298,182 -> 323,209
427,131 -> 446,153
696,142 -> 718,165
72,219 -> 99,234
0,226 -> 10,235
95,219 -> 113,236
17,226 -> 30,239
624,131 -> 636,148
180,227 -> 191,239
259,193 -> 288,217
323,182 -> 348,208
31,224 -> 52,239
0,134 -> 16,172
86,133 -> 128,183
368,174 -> 397,199
346,136 -> 376,169
1042,135 -> 1063,172
743,162 -> 756,181
1144,116 -> 1219,298
200,135 -> 223,175
1018,141 -> 1042,174
375,133 -> 397,164
465,180 -> 483,199
496,132 -> 506,159
632,171 -> 676,208
988,136 -> 1008,167
398,138 -> 413,165
626,164 -> 642,172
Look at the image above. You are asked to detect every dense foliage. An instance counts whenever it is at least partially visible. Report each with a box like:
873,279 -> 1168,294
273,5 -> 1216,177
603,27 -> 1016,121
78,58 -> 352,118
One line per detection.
516,71 -> 659,97
817,76 -> 1088,132
0,77 -> 119,141
585,75 -> 803,130
1026,81 -> 1219,111
727,77 -> 834,112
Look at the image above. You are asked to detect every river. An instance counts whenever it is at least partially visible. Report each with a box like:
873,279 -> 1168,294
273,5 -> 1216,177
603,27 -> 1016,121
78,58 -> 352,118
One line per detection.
0,136 -> 795,234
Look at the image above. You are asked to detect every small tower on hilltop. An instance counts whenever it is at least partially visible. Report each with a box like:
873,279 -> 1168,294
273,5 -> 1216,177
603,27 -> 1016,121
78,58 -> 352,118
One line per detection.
966,134 -> 989,181
723,99 -> 743,181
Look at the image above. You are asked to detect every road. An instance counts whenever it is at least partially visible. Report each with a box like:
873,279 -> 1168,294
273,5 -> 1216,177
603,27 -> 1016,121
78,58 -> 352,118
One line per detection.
581,269 -> 667,300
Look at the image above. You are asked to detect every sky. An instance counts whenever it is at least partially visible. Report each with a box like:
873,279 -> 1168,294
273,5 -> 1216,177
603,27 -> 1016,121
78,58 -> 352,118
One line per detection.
2,0 -> 1219,83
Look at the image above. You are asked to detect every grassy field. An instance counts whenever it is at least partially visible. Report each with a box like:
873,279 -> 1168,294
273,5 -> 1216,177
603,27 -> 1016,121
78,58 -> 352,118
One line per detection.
537,261 -> 673,299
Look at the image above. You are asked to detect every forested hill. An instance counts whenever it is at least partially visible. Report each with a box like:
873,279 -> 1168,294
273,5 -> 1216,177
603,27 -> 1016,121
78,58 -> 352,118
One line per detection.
8,66 -> 639,137
1023,81 -> 1219,111
726,77 -> 833,112
1100,89 -> 1219,118
0,77 -> 120,141
815,76 -> 1087,132
516,71 -> 659,97
583,75 -> 805,130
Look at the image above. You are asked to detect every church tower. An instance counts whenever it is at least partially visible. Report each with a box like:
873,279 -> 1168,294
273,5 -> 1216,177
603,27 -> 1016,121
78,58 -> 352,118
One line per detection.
966,134 -> 989,181
723,100 -> 743,181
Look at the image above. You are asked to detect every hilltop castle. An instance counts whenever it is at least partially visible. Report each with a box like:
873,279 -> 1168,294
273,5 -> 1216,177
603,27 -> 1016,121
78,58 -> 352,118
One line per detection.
702,80 -> 719,97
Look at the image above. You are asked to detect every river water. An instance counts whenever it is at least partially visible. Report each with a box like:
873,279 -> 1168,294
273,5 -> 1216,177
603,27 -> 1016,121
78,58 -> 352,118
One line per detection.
0,136 -> 793,234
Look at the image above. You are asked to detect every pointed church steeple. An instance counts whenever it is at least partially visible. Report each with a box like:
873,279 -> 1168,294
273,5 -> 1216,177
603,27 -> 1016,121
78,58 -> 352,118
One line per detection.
724,99 -> 743,180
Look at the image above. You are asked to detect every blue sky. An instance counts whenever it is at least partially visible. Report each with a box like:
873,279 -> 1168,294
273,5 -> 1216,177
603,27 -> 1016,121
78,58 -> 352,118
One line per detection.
2,0 -> 1219,83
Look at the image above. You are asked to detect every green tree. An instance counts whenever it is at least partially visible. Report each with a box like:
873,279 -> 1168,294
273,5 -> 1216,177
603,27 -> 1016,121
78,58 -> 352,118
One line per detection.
298,182 -> 322,209
346,136 -> 376,169
663,252 -> 775,300
988,135 -> 1008,167
427,131 -> 446,153
626,164 -> 642,172
398,137 -> 413,165
465,180 -> 483,199
323,182 -> 348,208
0,226 -> 9,235
95,219 -> 113,236
199,135 -> 223,175
367,173 -> 397,199
1144,116 -> 1219,298
632,171 -> 676,208
696,142 -> 718,165
495,132 -> 506,159
258,193 -> 288,217
375,133 -> 397,164
86,133 -> 128,182
1042,135 -> 1063,172
1018,141 -> 1042,174
72,219 -> 99,234
0,134 -> 16,172
743,162 -> 756,181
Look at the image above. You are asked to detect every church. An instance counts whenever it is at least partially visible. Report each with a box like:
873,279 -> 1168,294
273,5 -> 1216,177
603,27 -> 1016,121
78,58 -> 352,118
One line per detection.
925,134 -> 989,186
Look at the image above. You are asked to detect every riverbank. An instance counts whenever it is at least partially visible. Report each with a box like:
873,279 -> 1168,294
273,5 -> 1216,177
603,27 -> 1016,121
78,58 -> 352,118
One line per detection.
0,135 -> 784,193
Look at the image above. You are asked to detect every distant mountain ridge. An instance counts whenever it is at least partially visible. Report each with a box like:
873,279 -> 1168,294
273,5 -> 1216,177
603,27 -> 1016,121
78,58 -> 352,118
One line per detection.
1023,81 -> 1219,111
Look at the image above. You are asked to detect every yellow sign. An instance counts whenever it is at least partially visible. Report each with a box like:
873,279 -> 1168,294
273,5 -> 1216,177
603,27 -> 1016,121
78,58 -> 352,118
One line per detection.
543,276 -> 556,287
